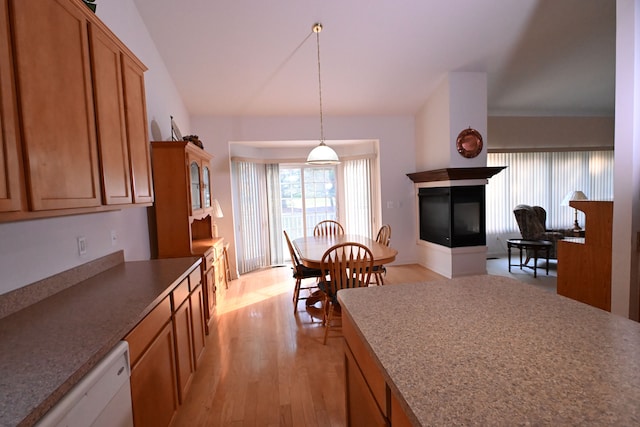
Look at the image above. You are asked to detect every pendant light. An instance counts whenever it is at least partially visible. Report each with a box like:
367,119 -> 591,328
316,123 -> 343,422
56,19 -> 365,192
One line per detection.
307,23 -> 340,165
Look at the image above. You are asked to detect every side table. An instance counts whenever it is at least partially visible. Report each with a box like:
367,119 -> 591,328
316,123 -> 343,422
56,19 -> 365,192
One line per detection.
506,239 -> 553,278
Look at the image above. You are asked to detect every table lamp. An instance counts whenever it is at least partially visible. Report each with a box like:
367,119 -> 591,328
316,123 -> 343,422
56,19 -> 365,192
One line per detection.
212,199 -> 224,237
561,190 -> 588,231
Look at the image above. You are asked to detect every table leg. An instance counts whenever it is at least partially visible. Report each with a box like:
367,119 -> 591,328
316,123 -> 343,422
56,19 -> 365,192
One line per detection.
519,246 -> 523,270
508,243 -> 512,272
545,246 -> 550,275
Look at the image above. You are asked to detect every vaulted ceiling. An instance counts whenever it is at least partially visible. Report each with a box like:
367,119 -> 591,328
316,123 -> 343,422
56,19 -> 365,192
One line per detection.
132,0 -> 615,117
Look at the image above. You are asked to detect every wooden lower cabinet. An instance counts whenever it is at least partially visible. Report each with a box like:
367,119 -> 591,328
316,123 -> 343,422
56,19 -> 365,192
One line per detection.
557,200 -> 613,311
343,313 -> 414,426
203,246 -> 216,327
201,238 -> 227,333
190,282 -> 206,367
126,262 -> 206,427
173,290 -> 195,403
344,345 -> 387,427
127,299 -> 179,427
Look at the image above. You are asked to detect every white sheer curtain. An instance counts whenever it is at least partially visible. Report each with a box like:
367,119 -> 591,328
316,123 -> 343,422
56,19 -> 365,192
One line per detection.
343,157 -> 374,238
232,156 -> 379,273
486,150 -> 614,237
266,164 -> 283,265
231,161 -> 275,274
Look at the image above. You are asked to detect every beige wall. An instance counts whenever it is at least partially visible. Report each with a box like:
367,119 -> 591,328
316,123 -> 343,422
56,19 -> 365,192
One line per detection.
488,116 -> 614,150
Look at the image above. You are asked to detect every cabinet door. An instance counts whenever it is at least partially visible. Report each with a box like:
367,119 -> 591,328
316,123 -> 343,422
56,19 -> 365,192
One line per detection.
190,284 -> 206,367
202,165 -> 211,209
205,264 -> 215,324
11,0 -> 101,210
345,345 -> 387,427
89,23 -> 132,205
0,0 -> 21,212
189,159 -> 202,214
215,254 -> 227,295
173,299 -> 195,403
122,54 -> 154,204
129,322 -> 179,427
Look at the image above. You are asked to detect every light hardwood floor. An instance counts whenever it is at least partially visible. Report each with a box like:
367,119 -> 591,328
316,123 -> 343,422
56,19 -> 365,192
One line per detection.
171,259 -> 556,426
171,264 -> 444,427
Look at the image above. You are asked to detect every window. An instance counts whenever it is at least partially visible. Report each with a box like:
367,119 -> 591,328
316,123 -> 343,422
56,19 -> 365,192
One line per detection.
486,150 -> 614,238
232,155 -> 379,274
280,165 -> 338,240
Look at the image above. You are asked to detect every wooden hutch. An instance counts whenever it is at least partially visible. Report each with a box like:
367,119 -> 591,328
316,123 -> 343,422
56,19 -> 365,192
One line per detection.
151,141 -> 227,332
557,200 -> 613,311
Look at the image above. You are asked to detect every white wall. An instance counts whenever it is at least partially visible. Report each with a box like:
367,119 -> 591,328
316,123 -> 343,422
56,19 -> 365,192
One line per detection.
413,72 -> 489,277
416,76 -> 451,171
611,0 -> 640,319
416,72 -> 487,171
190,115 -> 418,272
0,0 -> 188,295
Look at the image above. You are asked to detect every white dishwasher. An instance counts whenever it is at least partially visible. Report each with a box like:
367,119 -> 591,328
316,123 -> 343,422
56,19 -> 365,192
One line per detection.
36,341 -> 134,427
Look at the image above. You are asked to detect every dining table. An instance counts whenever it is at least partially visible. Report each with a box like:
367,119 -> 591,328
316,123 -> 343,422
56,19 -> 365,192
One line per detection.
292,234 -> 398,309
292,234 -> 398,269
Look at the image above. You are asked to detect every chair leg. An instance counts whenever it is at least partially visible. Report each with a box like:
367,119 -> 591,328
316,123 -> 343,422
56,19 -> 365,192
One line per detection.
321,295 -> 330,325
293,278 -> 302,313
323,302 -> 334,345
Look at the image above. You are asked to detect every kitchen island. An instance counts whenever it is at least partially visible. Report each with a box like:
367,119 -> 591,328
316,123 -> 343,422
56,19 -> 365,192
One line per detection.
0,254 -> 201,427
338,275 -> 640,426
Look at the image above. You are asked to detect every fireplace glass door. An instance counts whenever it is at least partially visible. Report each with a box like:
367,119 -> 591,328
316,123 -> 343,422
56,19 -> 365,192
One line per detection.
419,185 -> 486,247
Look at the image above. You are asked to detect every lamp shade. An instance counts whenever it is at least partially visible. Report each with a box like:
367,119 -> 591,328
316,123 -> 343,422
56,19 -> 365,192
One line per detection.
561,190 -> 588,206
306,142 -> 340,165
212,199 -> 224,218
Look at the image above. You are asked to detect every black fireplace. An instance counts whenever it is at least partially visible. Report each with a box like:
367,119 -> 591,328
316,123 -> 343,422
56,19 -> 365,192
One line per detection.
418,185 -> 486,247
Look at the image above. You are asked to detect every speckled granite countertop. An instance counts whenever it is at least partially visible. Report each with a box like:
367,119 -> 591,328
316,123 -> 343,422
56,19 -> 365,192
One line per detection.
338,275 -> 640,426
0,256 -> 201,427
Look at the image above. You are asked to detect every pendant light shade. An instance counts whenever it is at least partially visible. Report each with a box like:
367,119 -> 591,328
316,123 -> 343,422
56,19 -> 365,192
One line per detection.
306,23 -> 340,165
307,142 -> 339,164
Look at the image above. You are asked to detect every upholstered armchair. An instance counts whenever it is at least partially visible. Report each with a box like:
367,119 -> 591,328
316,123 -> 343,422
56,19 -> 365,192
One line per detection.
513,204 -> 565,261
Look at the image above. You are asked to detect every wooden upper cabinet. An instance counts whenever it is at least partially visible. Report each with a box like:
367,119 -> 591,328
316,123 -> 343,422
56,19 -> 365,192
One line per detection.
0,0 -> 22,212
89,22 -> 132,205
122,54 -> 154,204
0,0 -> 152,221
89,20 -> 153,206
10,0 -> 101,210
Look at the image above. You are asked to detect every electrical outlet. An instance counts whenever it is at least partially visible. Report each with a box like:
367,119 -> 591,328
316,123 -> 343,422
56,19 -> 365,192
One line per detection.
77,236 -> 87,256
110,230 -> 117,246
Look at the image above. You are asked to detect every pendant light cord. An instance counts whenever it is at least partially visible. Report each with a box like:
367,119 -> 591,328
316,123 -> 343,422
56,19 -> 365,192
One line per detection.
314,24 -> 325,144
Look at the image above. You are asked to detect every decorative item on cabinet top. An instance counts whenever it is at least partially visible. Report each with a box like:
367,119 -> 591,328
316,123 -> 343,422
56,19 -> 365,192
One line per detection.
82,0 -> 96,12
171,116 -> 183,141
183,135 -> 204,149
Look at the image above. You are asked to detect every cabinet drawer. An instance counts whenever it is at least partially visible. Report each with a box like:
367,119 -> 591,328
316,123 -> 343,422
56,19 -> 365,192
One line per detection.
204,249 -> 215,272
188,268 -> 202,290
126,296 -> 171,366
172,278 -> 190,310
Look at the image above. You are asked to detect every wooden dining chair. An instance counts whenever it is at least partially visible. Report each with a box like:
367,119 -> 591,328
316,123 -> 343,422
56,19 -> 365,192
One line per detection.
284,230 -> 324,313
319,242 -> 373,344
369,224 -> 392,286
313,220 -> 345,237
